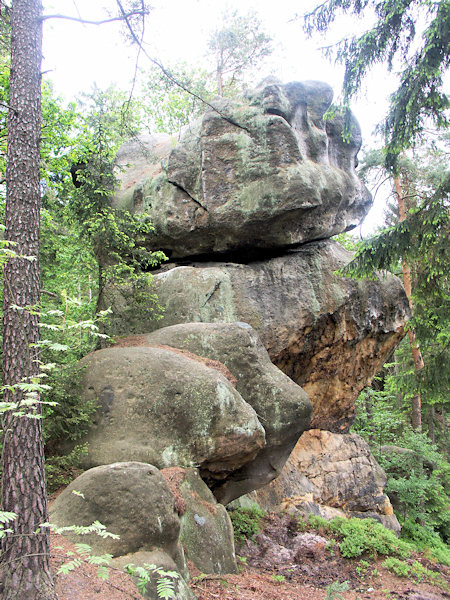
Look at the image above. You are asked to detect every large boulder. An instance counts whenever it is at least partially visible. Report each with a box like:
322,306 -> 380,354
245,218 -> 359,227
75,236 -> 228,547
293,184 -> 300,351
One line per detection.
49,463 -> 186,563
162,467 -> 237,574
143,322 -> 312,503
253,430 -> 400,533
112,80 -> 371,258
103,240 -> 409,432
78,345 -> 265,478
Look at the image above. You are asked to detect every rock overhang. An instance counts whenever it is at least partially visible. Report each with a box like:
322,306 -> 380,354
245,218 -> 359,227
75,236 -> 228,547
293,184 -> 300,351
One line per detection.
112,79 -> 372,261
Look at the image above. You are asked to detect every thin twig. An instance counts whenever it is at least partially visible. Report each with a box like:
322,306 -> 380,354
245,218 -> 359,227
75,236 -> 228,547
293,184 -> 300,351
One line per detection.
40,289 -> 59,299
0,100 -> 17,114
114,0 -> 252,134
41,10 -> 148,25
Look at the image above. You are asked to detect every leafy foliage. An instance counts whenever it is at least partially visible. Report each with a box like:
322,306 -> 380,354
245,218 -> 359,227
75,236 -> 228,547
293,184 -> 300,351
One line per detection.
352,385 -> 450,552
125,563 -> 179,598
377,432 -> 449,542
140,62 -> 215,134
45,445 -> 88,494
382,557 -> 448,588
0,511 -> 16,539
208,10 -> 272,95
325,580 -> 349,600
306,515 -> 412,559
66,86 -> 166,316
228,506 -> 266,544
345,141 -> 450,419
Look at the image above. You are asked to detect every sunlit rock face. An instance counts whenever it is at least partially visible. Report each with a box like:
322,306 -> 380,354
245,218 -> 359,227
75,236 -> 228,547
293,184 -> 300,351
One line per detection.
113,79 -> 372,258
252,429 -> 401,534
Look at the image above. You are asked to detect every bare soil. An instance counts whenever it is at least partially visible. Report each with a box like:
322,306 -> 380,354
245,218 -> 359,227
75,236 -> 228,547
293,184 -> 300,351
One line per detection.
50,511 -> 449,600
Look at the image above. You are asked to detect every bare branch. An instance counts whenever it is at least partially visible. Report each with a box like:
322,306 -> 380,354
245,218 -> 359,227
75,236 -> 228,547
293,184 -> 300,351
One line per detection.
40,289 -> 59,298
41,10 -> 148,25
0,100 -> 17,114
114,0 -> 252,134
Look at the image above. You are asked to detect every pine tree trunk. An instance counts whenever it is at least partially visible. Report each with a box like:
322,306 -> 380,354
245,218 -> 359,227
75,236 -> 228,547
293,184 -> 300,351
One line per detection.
394,174 -> 425,431
96,261 -> 107,348
0,1 -> 55,598
364,393 -> 375,445
428,405 -> 435,444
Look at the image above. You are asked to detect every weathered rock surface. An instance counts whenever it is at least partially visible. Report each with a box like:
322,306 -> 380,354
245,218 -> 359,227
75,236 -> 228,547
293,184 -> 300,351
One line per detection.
112,80 -> 371,258
143,322 -> 312,502
114,133 -> 172,212
252,430 -> 400,533
78,346 -> 265,476
104,240 -> 409,431
162,467 -> 237,574
50,463 -> 187,565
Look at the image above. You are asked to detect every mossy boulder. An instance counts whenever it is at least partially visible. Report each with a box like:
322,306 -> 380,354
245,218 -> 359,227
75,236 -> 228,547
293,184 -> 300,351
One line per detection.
112,80 -> 371,258
49,462 -> 185,562
77,346 -> 265,478
144,322 -> 312,503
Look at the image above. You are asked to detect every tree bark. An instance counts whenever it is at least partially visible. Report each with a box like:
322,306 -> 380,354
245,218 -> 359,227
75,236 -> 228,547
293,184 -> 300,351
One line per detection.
0,1 -> 55,599
394,174 -> 425,431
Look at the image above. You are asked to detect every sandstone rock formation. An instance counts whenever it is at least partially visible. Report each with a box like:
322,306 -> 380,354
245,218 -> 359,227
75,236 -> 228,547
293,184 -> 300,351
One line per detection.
105,240 -> 409,431
77,322 -> 311,503
113,80 -> 371,258
53,79 -> 410,582
50,462 -> 187,567
252,430 -> 400,533
143,322 -> 311,502
50,463 -> 237,598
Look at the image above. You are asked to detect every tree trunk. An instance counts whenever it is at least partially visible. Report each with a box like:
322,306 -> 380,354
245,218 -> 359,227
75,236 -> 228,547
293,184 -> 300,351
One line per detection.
0,1 -> 55,599
428,405 -> 435,444
364,392 -> 375,445
394,174 -> 425,431
96,260 -> 107,348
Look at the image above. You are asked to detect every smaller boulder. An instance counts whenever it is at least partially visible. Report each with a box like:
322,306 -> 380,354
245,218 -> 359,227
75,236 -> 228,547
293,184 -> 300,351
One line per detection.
162,467 -> 237,574
49,462 -> 186,568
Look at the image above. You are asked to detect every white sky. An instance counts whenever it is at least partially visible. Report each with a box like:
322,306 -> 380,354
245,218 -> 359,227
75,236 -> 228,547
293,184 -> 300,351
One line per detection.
41,0 -> 401,235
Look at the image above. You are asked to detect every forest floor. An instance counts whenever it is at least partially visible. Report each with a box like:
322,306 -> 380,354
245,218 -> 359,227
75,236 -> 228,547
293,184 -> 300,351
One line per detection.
50,511 -> 449,600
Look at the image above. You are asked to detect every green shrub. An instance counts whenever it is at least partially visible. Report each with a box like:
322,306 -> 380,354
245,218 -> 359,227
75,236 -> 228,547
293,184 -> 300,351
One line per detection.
228,507 -> 265,544
43,365 -> 98,451
382,557 -> 448,589
326,517 -> 412,559
45,444 -> 87,494
306,514 -> 332,533
401,520 -> 450,566
382,557 -> 411,578
325,580 -> 349,600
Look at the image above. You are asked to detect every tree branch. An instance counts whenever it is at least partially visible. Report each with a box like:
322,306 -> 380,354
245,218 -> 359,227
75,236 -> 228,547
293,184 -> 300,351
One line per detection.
114,0 -> 252,134
41,10 -> 148,25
